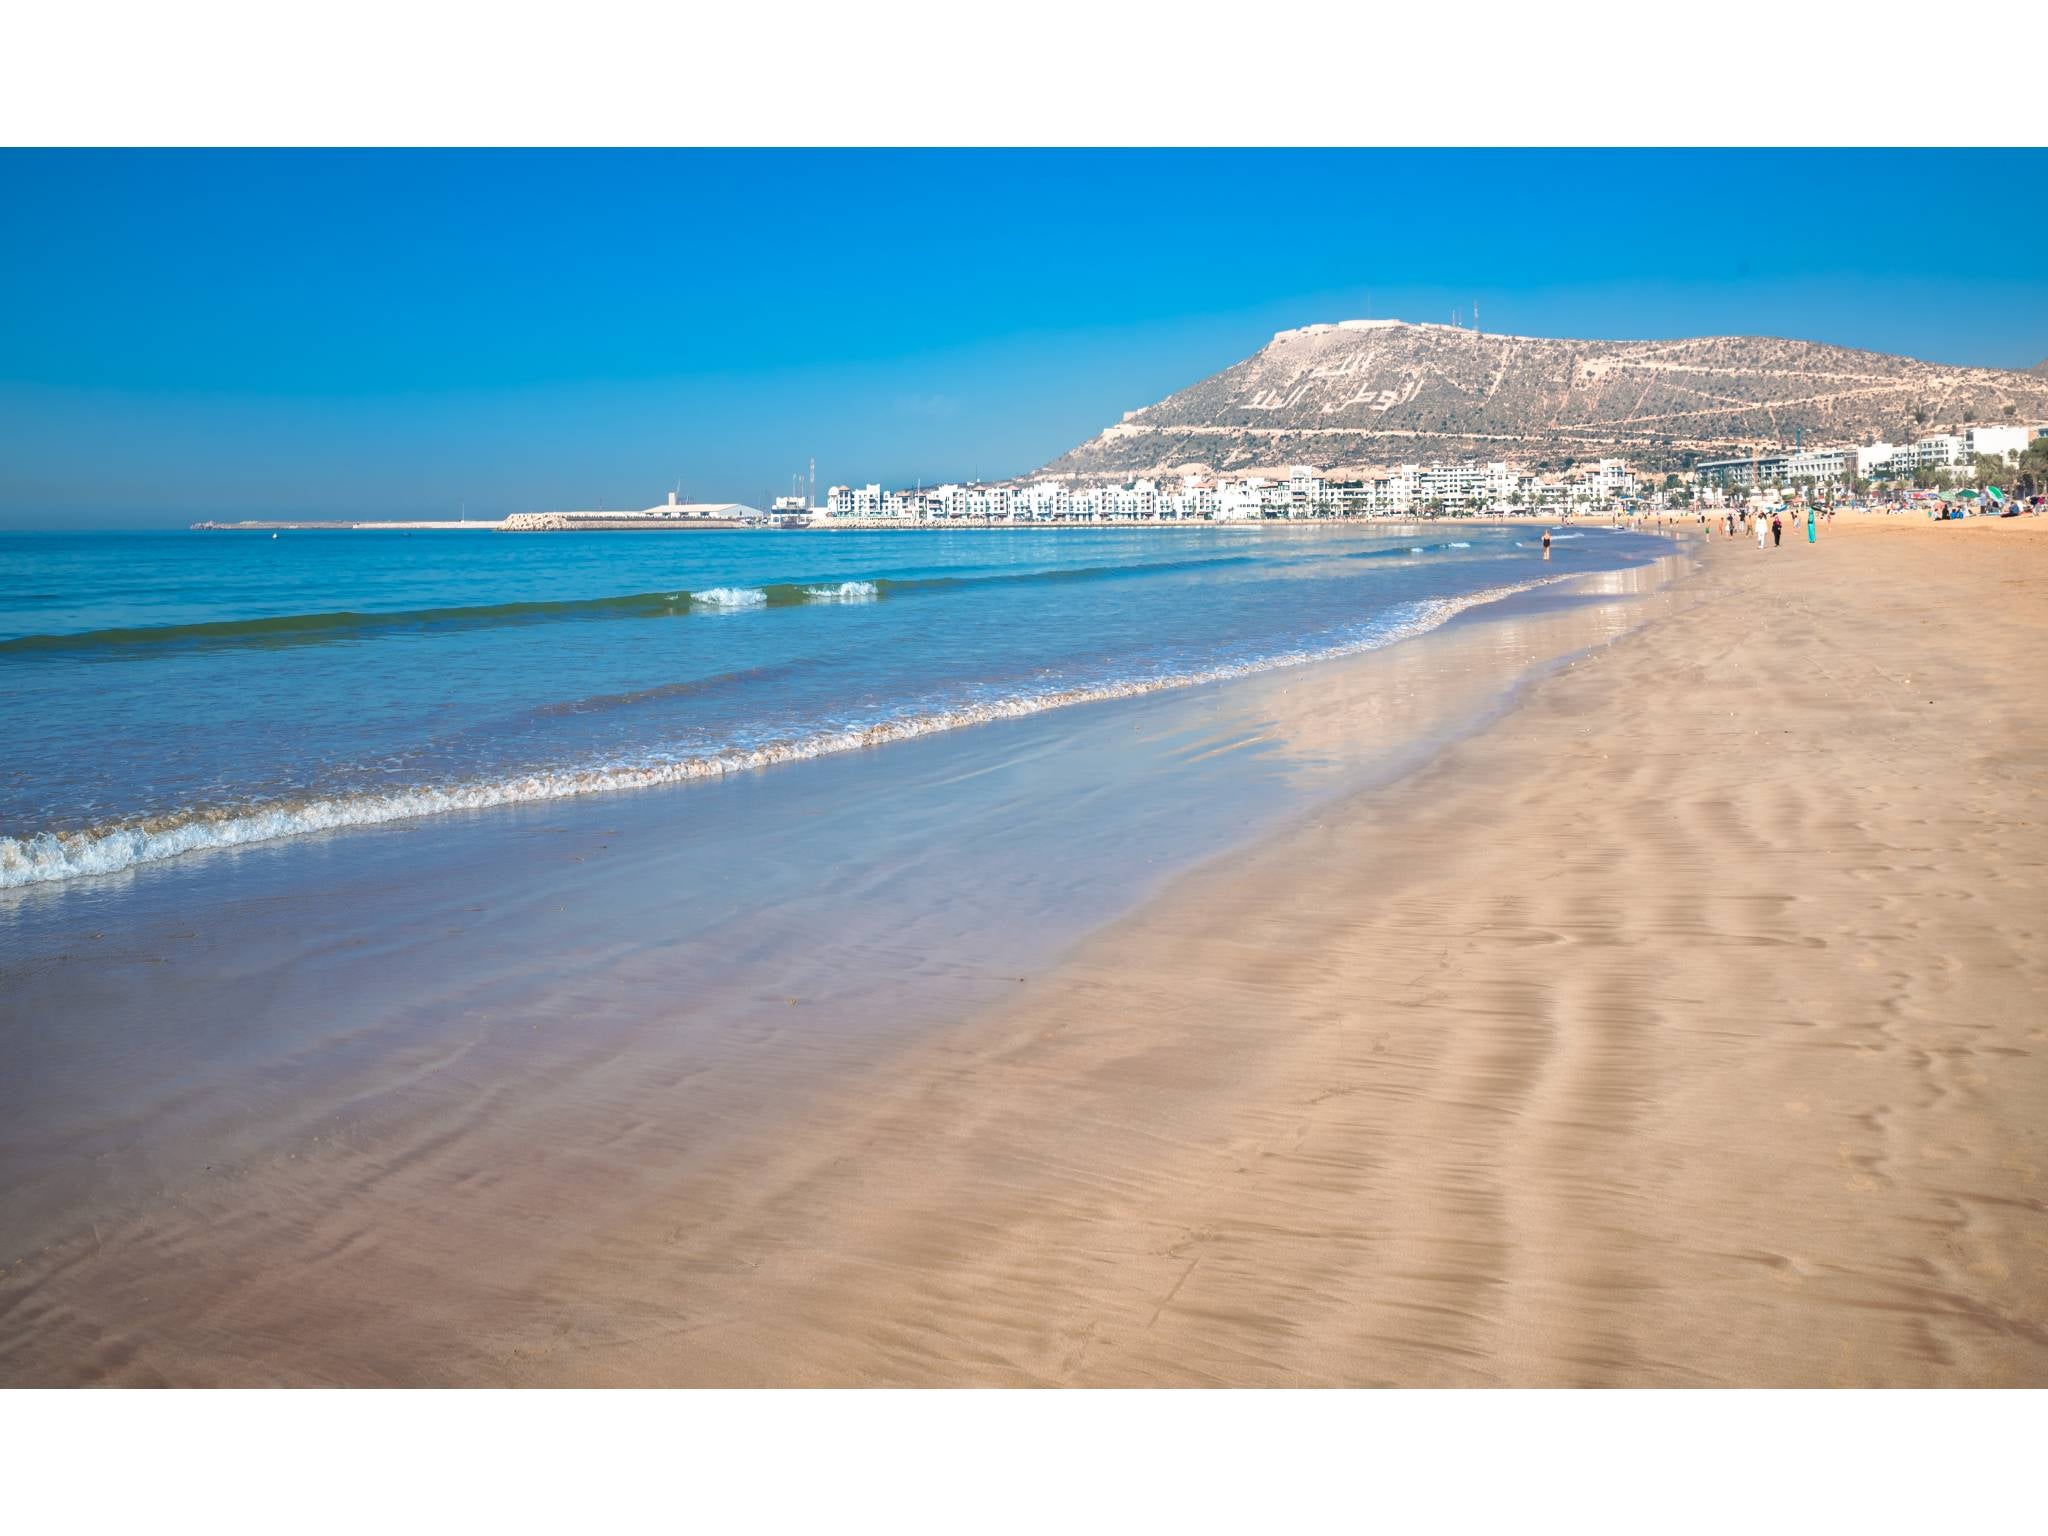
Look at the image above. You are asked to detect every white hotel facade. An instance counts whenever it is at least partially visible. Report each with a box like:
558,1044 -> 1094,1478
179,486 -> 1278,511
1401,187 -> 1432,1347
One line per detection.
823,458 -> 1641,526
1695,424 -> 2040,488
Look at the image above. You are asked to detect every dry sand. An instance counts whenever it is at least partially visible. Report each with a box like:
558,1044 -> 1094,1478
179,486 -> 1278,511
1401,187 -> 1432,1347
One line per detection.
514,517 -> 2048,1386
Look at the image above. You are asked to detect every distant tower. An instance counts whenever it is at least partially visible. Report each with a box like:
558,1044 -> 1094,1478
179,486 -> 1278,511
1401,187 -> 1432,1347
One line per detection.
1473,300 -> 1480,337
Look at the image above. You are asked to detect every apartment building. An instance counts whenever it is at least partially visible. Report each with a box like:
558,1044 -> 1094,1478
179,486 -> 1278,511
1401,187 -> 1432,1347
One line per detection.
822,450 -> 1658,526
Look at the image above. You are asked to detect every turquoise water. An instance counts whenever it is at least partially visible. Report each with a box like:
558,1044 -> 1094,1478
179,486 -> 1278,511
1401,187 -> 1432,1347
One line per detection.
0,524 -> 1663,888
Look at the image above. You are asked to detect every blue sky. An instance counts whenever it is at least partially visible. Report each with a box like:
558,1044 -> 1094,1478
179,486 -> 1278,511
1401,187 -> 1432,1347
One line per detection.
3,149 -> 2044,527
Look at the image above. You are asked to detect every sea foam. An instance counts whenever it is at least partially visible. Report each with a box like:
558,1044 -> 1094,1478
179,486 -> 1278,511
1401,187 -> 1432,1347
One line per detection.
691,587 -> 767,609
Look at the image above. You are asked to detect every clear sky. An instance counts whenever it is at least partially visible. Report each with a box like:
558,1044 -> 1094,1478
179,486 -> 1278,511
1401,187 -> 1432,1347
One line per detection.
3,148 -> 2044,527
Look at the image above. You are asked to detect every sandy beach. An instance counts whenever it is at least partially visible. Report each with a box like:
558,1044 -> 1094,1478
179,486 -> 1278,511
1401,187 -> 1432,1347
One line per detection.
4,518 -> 2044,1387
509,516 -> 2048,1386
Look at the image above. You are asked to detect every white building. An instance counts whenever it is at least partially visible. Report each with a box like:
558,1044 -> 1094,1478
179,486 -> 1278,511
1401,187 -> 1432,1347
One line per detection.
1177,474 -> 1219,519
825,483 -> 884,520
1410,460 -> 1520,508
1216,478 -> 1271,520
1961,424 -> 2031,462
622,494 -> 762,519
1780,448 -> 1857,483
1564,459 -> 1637,507
1860,425 -> 2035,479
1697,450 -> 1854,488
1287,466 -> 1327,513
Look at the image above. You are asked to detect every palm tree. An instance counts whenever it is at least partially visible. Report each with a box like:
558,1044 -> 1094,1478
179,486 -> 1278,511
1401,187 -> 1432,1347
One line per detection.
2015,438 -> 2048,498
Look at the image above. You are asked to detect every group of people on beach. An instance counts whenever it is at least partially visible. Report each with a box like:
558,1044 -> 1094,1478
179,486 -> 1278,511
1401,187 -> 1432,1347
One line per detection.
1720,505 -> 1829,549
1712,507 -> 1826,548
1537,503 -> 1831,561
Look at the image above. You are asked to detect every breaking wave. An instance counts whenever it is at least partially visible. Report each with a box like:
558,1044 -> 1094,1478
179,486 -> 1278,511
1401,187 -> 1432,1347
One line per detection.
690,586 -> 767,609
0,575 -> 1562,889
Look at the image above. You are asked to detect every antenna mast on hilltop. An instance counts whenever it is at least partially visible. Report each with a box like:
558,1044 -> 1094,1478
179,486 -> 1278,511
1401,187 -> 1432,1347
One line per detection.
1473,300 -> 1480,337
809,456 -> 816,509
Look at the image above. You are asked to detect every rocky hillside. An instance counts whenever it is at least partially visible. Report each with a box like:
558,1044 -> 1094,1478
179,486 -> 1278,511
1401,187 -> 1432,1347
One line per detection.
1040,320 -> 2048,478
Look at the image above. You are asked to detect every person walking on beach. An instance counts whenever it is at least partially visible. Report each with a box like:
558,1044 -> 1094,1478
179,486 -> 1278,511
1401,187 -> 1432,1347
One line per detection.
1771,512 -> 1783,547
1541,528 -> 1552,561
1755,511 -> 1768,550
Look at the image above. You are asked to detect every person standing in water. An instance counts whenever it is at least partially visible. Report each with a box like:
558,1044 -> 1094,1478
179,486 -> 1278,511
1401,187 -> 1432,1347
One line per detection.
1541,528 -> 1552,561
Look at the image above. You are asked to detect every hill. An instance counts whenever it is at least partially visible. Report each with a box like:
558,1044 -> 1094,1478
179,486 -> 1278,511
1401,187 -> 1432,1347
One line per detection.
1039,320 -> 2048,479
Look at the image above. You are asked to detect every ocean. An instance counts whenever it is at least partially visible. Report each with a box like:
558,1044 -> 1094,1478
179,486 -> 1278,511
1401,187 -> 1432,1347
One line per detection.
0,523 -> 1662,890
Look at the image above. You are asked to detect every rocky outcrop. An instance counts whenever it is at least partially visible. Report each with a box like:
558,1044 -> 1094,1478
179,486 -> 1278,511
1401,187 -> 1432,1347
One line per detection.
1040,320 -> 2048,478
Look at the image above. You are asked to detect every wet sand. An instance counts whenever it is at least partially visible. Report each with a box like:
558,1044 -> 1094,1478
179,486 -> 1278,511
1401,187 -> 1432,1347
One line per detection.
7,520 -> 2044,1386
517,518 -> 2048,1386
